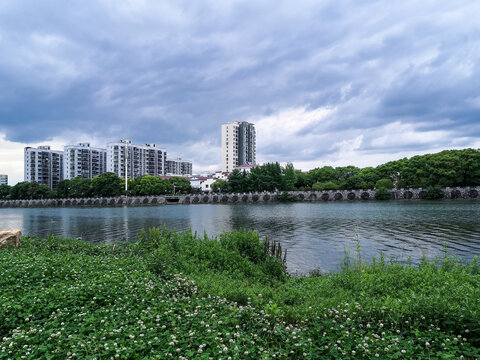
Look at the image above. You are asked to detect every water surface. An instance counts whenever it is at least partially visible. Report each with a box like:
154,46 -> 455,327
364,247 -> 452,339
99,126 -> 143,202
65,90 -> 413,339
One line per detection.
1,201 -> 479,273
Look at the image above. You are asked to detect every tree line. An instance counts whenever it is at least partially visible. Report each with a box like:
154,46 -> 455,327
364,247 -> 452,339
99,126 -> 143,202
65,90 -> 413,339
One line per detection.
211,149 -> 480,193
1,149 -> 479,200
0,173 -> 192,200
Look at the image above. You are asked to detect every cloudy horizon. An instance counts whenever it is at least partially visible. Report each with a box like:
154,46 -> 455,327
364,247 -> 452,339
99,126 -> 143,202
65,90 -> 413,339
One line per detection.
1,1 -> 480,185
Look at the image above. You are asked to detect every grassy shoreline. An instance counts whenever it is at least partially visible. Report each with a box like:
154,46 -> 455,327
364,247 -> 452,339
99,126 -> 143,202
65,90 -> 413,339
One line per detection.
1,230 -> 479,359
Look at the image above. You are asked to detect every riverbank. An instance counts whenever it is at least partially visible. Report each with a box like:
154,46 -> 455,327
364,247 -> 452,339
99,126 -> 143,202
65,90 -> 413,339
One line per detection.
0,186 -> 479,208
1,230 -> 479,359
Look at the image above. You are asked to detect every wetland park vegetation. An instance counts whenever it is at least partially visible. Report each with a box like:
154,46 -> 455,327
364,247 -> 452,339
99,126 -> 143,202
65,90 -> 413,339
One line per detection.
1,228 -> 479,359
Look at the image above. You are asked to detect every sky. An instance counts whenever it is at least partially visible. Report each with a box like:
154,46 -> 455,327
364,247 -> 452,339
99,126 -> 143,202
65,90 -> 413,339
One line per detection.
1,0 -> 479,185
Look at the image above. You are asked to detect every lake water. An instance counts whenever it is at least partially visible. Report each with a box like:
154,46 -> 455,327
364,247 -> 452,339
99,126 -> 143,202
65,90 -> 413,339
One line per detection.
1,201 -> 479,273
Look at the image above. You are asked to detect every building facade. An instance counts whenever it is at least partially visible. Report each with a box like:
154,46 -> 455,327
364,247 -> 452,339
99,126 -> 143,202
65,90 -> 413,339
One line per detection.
106,140 -> 166,179
64,143 -> 107,179
0,174 -> 7,185
221,121 -> 256,173
24,146 -> 64,189
166,158 -> 193,176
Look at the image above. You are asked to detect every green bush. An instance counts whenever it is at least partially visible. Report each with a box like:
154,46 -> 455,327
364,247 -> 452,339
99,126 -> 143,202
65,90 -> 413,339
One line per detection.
425,185 -> 444,200
375,178 -> 394,189
375,187 -> 391,200
278,191 -> 297,202
312,181 -> 339,190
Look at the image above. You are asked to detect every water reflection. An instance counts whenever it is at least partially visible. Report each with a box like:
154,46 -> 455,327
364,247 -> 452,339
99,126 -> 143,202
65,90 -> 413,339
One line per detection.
1,201 -> 479,273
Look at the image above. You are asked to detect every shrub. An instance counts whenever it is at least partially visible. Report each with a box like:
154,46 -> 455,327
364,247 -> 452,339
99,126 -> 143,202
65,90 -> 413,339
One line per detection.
278,191 -> 297,202
375,178 -> 394,189
375,187 -> 391,200
312,181 -> 339,190
425,185 -> 444,200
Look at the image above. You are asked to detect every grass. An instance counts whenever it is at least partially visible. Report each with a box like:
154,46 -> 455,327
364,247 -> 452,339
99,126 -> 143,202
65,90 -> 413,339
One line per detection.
0,229 -> 479,359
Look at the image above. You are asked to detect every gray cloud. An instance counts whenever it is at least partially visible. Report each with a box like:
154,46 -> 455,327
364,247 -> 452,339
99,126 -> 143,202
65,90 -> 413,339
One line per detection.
0,0 -> 479,175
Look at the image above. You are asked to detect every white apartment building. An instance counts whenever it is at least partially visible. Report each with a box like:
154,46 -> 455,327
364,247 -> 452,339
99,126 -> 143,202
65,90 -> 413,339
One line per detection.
106,140 -> 166,179
24,146 -> 64,189
221,121 -> 256,173
166,158 -> 193,176
0,174 -> 7,185
64,143 -> 107,179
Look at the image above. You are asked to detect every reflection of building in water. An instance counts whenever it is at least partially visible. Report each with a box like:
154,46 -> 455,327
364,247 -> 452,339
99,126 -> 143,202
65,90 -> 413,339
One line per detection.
64,143 -> 107,179
24,146 -> 64,190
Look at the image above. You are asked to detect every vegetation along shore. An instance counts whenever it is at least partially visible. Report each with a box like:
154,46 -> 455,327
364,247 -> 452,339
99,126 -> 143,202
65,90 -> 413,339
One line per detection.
1,228 -> 479,359
1,149 -> 479,201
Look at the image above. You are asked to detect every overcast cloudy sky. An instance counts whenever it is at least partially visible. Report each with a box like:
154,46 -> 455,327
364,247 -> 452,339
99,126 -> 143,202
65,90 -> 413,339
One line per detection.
1,1 -> 480,184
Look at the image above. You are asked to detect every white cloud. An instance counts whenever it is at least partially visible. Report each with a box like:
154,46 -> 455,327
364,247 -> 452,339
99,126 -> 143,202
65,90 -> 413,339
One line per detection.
369,122 -> 450,148
166,138 -> 221,174
0,131 -> 106,186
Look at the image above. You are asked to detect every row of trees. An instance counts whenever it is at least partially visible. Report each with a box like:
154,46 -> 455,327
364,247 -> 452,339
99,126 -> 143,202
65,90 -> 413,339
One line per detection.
1,149 -> 479,199
0,173 -> 192,200
304,149 -> 480,190
212,149 -> 480,193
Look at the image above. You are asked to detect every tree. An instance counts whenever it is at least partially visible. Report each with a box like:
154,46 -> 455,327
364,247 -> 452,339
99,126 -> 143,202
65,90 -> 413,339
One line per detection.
282,163 -> 297,191
90,172 -> 124,197
312,181 -> 338,191
69,177 -> 93,198
9,182 -> 53,199
134,175 -> 170,195
294,170 -> 308,189
375,178 -> 394,189
168,177 -> 191,194
211,179 -> 228,193
0,184 -> 11,200
56,179 -> 71,198
425,185 -> 444,200
357,167 -> 380,189
228,169 -> 245,193
375,187 -> 391,200
10,182 -> 31,199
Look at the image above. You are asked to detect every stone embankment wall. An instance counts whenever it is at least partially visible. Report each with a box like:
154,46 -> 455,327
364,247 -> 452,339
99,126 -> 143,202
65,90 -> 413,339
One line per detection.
0,186 -> 479,208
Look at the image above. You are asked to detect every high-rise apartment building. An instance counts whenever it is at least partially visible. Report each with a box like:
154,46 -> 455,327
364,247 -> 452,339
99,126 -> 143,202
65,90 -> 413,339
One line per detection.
0,174 -> 7,185
106,140 -> 166,179
166,158 -> 193,176
24,146 -> 64,189
221,121 -> 256,172
64,143 -> 107,179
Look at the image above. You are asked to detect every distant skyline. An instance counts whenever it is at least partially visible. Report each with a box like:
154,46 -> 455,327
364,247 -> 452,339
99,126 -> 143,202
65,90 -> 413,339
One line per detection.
1,1 -> 480,185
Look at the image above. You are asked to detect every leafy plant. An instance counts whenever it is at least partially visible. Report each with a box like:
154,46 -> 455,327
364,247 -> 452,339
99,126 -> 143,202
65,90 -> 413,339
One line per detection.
425,185 -> 444,200
375,187 -> 391,200
2,233 -> 480,359
278,191 -> 297,202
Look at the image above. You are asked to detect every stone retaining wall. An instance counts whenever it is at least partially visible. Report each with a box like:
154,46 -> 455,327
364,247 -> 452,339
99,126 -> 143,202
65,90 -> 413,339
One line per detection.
0,186 -> 478,208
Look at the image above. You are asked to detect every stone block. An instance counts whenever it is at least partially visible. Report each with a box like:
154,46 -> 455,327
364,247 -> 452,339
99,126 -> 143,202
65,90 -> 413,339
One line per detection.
0,228 -> 21,249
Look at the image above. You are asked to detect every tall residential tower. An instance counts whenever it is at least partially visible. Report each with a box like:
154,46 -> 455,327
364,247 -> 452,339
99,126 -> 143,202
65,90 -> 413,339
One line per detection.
64,143 -> 107,179
221,121 -> 256,173
106,140 -> 166,179
24,146 -> 64,189
166,158 -> 193,176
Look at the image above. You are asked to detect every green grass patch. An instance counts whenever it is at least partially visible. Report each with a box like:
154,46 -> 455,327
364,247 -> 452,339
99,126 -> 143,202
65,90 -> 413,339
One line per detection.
1,230 -> 479,359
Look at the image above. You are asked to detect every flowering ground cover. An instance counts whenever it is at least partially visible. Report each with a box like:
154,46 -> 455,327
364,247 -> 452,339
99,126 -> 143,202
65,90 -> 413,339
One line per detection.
1,229 -> 479,359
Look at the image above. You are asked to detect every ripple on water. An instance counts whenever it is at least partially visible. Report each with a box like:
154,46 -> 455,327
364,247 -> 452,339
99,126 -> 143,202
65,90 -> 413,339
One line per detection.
0,201 -> 479,272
